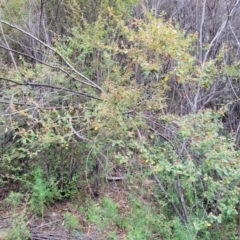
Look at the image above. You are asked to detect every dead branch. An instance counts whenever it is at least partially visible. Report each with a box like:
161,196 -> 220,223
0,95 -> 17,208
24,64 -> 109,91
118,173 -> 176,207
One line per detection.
0,19 -> 103,92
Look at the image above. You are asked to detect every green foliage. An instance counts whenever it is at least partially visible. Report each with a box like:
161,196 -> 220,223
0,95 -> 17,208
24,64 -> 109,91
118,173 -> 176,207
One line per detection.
4,191 -> 23,210
84,196 -> 172,239
122,12 -> 196,77
29,167 -> 60,216
57,0 -> 138,82
4,192 -> 30,240
64,211 -> 80,232
0,0 -> 28,22
140,109 -> 240,239
6,212 -> 30,240
123,199 -> 172,240
1,1 -> 240,239
1,98 -> 83,200
87,197 -> 120,231
171,218 -> 194,240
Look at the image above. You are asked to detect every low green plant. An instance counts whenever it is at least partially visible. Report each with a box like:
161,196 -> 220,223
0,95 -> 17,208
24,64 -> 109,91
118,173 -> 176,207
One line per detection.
4,192 -> 30,240
64,211 -> 79,232
4,191 -> 23,210
86,197 -> 120,231
84,195 -> 172,239
171,217 -> 196,240
123,198 -> 172,240
29,167 -> 60,216
6,212 -> 30,240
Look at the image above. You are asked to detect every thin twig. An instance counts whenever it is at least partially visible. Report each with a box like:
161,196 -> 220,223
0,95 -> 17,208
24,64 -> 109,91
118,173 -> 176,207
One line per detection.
149,163 -> 186,224
0,45 -> 99,90
0,19 -> 103,92
69,117 -> 93,142
0,76 -> 101,100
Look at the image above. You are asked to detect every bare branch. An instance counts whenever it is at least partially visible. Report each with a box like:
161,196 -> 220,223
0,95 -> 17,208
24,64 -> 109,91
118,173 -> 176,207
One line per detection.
0,100 -> 34,106
0,44 -> 100,89
0,21 -> 18,71
199,0 -> 206,61
176,175 -> 189,223
69,117 -> 93,143
0,76 -> 102,100
203,0 -> 240,63
149,163 -> 187,224
0,19 -> 103,92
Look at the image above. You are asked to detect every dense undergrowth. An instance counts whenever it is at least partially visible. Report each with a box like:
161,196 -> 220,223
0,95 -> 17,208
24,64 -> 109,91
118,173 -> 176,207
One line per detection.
1,0 -> 240,239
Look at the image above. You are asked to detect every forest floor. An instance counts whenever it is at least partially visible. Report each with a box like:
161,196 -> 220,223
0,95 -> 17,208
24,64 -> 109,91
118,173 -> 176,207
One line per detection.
0,180 -> 130,240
